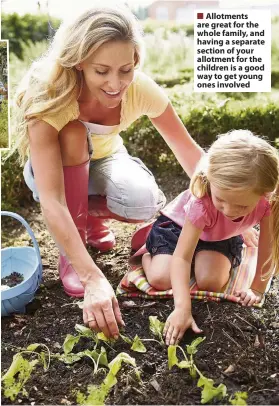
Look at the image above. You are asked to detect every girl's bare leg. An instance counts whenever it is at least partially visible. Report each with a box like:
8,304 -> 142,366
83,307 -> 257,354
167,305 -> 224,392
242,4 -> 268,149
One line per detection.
142,253 -> 172,290
194,251 -> 231,292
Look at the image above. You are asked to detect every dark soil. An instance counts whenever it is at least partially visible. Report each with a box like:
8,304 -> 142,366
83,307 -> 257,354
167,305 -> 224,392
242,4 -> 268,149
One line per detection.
1,175 -> 279,405
1,272 -> 24,288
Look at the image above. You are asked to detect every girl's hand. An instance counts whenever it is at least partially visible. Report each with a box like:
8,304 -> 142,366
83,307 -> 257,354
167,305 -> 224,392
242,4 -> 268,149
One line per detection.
163,308 -> 202,346
242,227 -> 259,247
83,276 -> 125,338
235,288 -> 263,306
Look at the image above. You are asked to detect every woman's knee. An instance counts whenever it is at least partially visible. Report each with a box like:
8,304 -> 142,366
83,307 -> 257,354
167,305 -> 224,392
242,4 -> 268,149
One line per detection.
194,251 -> 231,292
59,120 -> 89,166
107,182 -> 166,221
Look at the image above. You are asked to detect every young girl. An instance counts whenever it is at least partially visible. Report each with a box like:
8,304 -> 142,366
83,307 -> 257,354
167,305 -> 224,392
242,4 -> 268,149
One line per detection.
142,130 -> 279,346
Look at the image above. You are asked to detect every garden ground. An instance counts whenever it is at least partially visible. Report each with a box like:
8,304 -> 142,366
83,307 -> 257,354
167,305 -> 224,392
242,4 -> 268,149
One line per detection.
1,176 -> 279,405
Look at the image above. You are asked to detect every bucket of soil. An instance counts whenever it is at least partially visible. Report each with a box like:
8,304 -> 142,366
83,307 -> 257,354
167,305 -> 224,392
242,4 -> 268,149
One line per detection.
1,211 -> 43,316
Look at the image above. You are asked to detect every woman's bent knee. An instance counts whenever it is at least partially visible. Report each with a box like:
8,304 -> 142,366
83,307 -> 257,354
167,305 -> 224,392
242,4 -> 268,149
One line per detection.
59,120 -> 88,166
107,186 -> 166,221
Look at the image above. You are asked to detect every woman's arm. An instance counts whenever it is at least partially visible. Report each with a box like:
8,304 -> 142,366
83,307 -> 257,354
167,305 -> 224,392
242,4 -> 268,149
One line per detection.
150,103 -> 205,178
164,218 -> 202,345
28,120 -> 124,337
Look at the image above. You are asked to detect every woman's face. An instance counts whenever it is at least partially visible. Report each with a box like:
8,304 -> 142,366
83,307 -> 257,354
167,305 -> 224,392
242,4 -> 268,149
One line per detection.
79,40 -> 135,108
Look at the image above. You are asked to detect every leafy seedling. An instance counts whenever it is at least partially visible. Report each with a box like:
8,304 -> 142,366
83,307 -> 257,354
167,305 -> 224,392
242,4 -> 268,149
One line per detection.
119,333 -> 133,345
149,315 -> 165,344
168,345 -> 190,370
131,335 -> 147,353
229,391 -> 248,405
76,352 -> 138,406
63,334 -> 81,354
1,353 -> 39,401
168,338 -> 227,405
2,342 -> 52,401
186,336 -> 206,378
197,374 -> 227,404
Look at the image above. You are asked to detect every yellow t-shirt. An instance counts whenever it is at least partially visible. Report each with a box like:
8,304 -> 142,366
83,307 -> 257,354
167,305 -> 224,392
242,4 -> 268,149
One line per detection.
41,71 -> 169,160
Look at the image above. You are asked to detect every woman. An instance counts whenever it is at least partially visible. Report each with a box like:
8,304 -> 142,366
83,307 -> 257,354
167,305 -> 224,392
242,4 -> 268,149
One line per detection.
14,6 -> 255,338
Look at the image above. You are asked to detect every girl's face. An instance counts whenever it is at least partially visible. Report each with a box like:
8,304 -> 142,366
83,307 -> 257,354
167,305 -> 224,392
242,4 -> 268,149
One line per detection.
210,184 -> 262,220
79,40 -> 135,108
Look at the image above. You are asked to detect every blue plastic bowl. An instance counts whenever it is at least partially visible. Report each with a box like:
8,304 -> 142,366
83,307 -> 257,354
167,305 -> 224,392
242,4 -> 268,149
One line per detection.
1,211 -> 43,316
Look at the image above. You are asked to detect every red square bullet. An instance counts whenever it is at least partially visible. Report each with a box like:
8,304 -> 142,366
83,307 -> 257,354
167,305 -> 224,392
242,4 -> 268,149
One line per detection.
197,13 -> 204,19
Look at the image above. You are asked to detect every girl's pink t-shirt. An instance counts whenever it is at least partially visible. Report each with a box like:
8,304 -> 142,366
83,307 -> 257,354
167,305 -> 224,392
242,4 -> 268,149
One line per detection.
161,190 -> 270,241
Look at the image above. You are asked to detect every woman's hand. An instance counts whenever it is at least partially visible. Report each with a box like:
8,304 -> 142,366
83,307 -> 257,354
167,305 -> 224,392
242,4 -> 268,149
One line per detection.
83,275 -> 125,338
163,307 -> 202,346
242,227 -> 259,247
235,288 -> 263,306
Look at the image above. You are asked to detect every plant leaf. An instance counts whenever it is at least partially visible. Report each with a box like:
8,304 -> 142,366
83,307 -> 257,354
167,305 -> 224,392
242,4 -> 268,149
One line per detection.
2,354 -> 38,401
131,335 -> 147,353
168,345 -> 179,369
230,391 -> 248,405
103,370 -> 118,388
149,316 -> 165,342
108,352 -> 136,376
178,360 -> 191,369
120,333 -> 133,344
62,334 -> 81,354
26,343 -> 40,352
186,336 -> 206,355
198,374 -> 227,404
59,353 -> 83,364
83,347 -> 108,367
75,324 -> 95,337
134,367 -> 142,382
39,352 -> 47,371
76,383 -> 108,406
97,332 -> 116,343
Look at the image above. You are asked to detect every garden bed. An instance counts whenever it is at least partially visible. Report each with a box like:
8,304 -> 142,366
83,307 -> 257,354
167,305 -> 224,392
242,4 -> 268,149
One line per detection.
1,178 -> 279,405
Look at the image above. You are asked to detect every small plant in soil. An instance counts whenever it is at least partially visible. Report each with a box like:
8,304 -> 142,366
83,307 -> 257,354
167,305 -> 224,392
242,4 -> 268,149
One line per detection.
168,337 -> 229,404
1,271 -> 24,289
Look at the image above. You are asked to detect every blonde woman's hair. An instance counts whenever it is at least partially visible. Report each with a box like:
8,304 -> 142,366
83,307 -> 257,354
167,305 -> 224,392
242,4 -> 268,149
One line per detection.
190,129 -> 279,277
13,6 -> 144,163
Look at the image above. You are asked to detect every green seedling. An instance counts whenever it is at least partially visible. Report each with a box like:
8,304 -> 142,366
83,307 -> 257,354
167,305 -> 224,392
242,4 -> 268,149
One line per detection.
149,315 -> 165,344
131,335 -> 147,353
2,354 -> 38,401
197,374 -> 227,404
97,332 -> 117,344
168,338 -> 227,405
119,333 -> 133,345
229,391 -> 248,405
1,342 -> 52,402
63,334 -> 81,354
186,336 -> 206,378
76,352 -> 138,406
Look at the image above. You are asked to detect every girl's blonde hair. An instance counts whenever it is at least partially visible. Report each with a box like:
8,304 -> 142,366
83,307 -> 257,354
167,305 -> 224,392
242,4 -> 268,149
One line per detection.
13,6 -> 144,163
190,129 -> 279,277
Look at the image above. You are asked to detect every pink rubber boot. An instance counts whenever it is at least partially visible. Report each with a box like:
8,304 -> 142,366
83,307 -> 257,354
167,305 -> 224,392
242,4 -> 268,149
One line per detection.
86,214 -> 116,252
58,160 -> 89,297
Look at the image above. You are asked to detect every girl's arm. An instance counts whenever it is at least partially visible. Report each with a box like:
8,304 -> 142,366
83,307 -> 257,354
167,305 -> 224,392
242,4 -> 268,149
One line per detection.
28,120 -> 124,337
251,215 -> 273,293
236,215 -> 273,306
150,102 -> 205,178
164,218 -> 203,345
